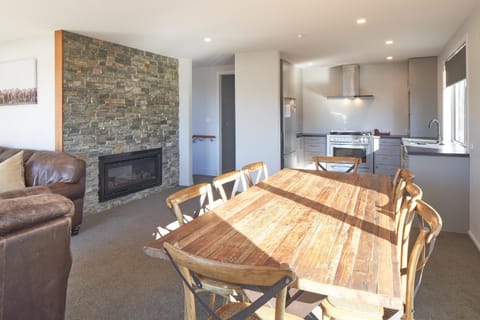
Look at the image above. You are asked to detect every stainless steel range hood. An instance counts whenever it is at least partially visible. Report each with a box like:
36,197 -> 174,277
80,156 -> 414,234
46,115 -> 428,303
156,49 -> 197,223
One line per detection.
328,64 -> 374,99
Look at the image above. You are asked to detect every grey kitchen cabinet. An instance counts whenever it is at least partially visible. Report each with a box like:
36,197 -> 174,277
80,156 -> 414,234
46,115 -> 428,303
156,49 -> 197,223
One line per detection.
407,154 -> 469,233
303,136 -> 326,169
295,136 -> 304,168
374,137 -> 401,178
408,57 -> 438,138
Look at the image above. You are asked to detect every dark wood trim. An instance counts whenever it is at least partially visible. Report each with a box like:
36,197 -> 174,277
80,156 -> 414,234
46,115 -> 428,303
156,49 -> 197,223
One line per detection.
54,30 -> 64,152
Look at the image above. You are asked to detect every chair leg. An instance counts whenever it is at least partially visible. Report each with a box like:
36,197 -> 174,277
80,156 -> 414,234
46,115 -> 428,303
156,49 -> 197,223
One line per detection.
209,293 -> 216,310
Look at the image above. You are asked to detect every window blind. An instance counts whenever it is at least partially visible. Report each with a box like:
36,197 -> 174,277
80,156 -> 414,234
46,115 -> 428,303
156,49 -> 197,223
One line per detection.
445,45 -> 466,87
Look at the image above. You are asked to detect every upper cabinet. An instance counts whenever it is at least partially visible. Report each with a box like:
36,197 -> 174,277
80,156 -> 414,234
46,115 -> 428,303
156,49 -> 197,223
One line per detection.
408,57 -> 438,138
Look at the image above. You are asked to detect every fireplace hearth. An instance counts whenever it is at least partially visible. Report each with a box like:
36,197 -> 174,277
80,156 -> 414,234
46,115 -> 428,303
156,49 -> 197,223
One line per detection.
98,148 -> 162,202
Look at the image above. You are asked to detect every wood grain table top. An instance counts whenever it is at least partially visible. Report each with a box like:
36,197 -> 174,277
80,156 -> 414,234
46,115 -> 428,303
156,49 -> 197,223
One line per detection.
144,169 -> 401,310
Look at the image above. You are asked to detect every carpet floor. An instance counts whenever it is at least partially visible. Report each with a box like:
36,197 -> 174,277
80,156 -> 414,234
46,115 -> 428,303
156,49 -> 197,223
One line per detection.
65,179 -> 480,320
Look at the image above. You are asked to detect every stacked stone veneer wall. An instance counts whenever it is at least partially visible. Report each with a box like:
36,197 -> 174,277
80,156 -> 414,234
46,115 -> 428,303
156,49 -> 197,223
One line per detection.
62,31 -> 179,215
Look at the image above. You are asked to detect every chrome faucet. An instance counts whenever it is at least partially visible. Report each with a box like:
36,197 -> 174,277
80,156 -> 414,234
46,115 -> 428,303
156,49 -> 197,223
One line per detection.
428,118 -> 442,144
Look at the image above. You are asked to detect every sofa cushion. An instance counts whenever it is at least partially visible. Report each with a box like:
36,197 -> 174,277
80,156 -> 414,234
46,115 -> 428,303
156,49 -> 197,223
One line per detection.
0,185 -> 51,200
0,151 -> 26,193
0,193 -> 74,236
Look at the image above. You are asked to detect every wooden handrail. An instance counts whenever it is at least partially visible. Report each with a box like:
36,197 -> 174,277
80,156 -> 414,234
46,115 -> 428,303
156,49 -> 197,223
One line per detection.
192,135 -> 216,142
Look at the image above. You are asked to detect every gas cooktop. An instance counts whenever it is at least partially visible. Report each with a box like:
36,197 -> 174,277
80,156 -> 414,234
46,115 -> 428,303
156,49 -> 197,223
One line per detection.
329,130 -> 372,136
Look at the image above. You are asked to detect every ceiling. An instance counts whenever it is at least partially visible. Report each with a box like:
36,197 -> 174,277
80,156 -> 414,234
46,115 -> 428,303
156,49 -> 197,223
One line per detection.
1,0 -> 479,68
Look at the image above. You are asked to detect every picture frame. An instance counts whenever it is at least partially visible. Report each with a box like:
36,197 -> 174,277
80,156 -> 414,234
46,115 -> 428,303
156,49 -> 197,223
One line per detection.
0,58 -> 37,106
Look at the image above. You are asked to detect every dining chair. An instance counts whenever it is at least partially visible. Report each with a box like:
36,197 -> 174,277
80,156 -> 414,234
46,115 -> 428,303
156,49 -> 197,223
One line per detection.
166,182 -> 214,226
320,198 -> 442,320
312,155 -> 361,173
164,242 -> 303,320
212,170 -> 248,202
160,183 -> 249,310
392,169 -> 416,229
395,182 -> 422,300
242,161 -> 269,187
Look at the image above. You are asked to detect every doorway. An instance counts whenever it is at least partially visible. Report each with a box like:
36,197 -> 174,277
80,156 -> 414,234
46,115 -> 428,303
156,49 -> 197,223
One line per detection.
220,74 -> 235,173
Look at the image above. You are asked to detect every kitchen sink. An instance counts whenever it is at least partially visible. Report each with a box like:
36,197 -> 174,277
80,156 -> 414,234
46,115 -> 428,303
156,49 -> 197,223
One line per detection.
402,138 -> 443,148
403,138 -> 438,145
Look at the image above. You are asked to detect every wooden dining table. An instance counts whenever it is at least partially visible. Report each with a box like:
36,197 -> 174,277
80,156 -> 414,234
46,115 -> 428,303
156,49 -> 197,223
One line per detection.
144,168 -> 402,310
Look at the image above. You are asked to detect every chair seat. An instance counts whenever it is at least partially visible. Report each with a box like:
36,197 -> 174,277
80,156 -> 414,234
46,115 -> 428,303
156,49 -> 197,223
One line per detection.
320,296 -> 384,320
214,302 -> 303,320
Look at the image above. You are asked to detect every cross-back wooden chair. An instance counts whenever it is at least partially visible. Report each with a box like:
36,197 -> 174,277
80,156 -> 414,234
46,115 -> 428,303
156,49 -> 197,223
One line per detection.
212,170 -> 248,203
392,169 -> 416,229
312,156 -> 361,173
164,242 -> 303,320
161,183 -> 248,311
242,162 -> 269,187
166,182 -> 214,227
320,198 -> 442,320
155,183 -> 214,239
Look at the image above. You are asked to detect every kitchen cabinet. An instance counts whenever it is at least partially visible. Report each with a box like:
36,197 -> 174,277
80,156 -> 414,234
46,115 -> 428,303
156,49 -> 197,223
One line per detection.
303,136 -> 326,169
373,137 -> 401,178
407,154 -> 469,233
408,57 -> 437,138
296,137 -> 304,168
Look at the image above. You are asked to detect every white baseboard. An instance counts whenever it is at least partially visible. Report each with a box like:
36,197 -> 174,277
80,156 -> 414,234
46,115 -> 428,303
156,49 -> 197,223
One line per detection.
468,230 -> 480,252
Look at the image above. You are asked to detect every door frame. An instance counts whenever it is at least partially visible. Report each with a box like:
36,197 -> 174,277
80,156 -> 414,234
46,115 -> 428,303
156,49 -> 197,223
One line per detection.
217,71 -> 235,174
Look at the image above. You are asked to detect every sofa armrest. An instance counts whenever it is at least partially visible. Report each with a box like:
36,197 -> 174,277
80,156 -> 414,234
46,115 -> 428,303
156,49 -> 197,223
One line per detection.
25,151 -> 86,186
0,193 -> 74,236
46,182 -> 85,201
0,186 -> 51,200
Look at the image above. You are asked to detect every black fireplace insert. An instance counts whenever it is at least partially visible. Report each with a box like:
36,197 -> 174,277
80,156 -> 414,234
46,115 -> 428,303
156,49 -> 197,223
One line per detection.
98,148 -> 162,202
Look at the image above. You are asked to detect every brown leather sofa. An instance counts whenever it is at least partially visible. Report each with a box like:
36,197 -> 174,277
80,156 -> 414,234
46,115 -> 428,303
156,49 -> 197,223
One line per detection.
0,146 -> 86,235
0,190 -> 74,320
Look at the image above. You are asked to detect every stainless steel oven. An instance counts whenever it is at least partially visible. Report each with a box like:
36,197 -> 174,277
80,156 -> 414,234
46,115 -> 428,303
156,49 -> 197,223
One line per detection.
326,131 -> 373,173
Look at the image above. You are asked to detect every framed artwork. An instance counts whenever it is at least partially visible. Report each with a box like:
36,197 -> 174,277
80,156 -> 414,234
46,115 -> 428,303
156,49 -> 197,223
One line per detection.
0,58 -> 37,106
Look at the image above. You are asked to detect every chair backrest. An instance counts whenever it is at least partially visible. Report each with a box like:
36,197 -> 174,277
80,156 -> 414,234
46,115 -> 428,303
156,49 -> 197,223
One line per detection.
392,169 -> 416,225
312,156 -> 360,173
164,242 -> 295,320
165,183 -> 213,226
401,199 -> 442,320
212,170 -> 247,202
396,183 -> 423,278
242,162 -> 269,187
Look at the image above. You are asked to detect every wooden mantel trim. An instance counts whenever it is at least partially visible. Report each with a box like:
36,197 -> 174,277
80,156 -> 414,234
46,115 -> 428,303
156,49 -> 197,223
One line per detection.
54,30 -> 64,152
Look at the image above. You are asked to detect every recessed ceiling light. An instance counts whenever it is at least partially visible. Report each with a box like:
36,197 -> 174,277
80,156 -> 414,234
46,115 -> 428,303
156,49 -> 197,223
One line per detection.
203,37 -> 212,43
385,40 -> 394,45
386,56 -> 393,60
356,18 -> 367,24
297,34 -> 304,39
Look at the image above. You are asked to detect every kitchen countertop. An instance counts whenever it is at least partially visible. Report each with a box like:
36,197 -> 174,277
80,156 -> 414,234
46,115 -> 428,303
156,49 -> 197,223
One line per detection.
297,133 -> 407,138
297,133 -> 327,137
402,138 -> 469,157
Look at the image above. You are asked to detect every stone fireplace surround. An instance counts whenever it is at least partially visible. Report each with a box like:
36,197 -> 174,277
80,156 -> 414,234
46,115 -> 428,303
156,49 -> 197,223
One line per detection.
62,31 -> 179,215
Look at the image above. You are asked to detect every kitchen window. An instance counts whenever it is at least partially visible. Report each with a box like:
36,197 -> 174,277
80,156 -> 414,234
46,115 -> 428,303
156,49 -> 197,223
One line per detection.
444,45 -> 467,145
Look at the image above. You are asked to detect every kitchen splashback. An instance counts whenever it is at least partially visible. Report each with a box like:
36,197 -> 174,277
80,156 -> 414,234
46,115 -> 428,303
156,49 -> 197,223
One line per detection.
302,63 -> 409,135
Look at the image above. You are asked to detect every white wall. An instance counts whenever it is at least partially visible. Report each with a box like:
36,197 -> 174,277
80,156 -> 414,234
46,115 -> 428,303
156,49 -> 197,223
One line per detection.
440,6 -> 480,249
302,62 -> 409,135
178,58 -> 193,186
192,64 -> 234,176
0,33 -> 55,150
235,51 -> 281,174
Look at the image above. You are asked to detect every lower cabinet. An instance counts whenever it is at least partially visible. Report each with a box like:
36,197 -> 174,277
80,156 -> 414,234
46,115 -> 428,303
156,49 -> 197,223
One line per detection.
408,154 -> 469,233
374,137 -> 401,178
303,136 -> 326,169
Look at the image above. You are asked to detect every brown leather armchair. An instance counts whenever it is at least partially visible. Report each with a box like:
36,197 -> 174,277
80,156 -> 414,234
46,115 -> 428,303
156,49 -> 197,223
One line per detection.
0,191 -> 74,320
0,147 -> 86,235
